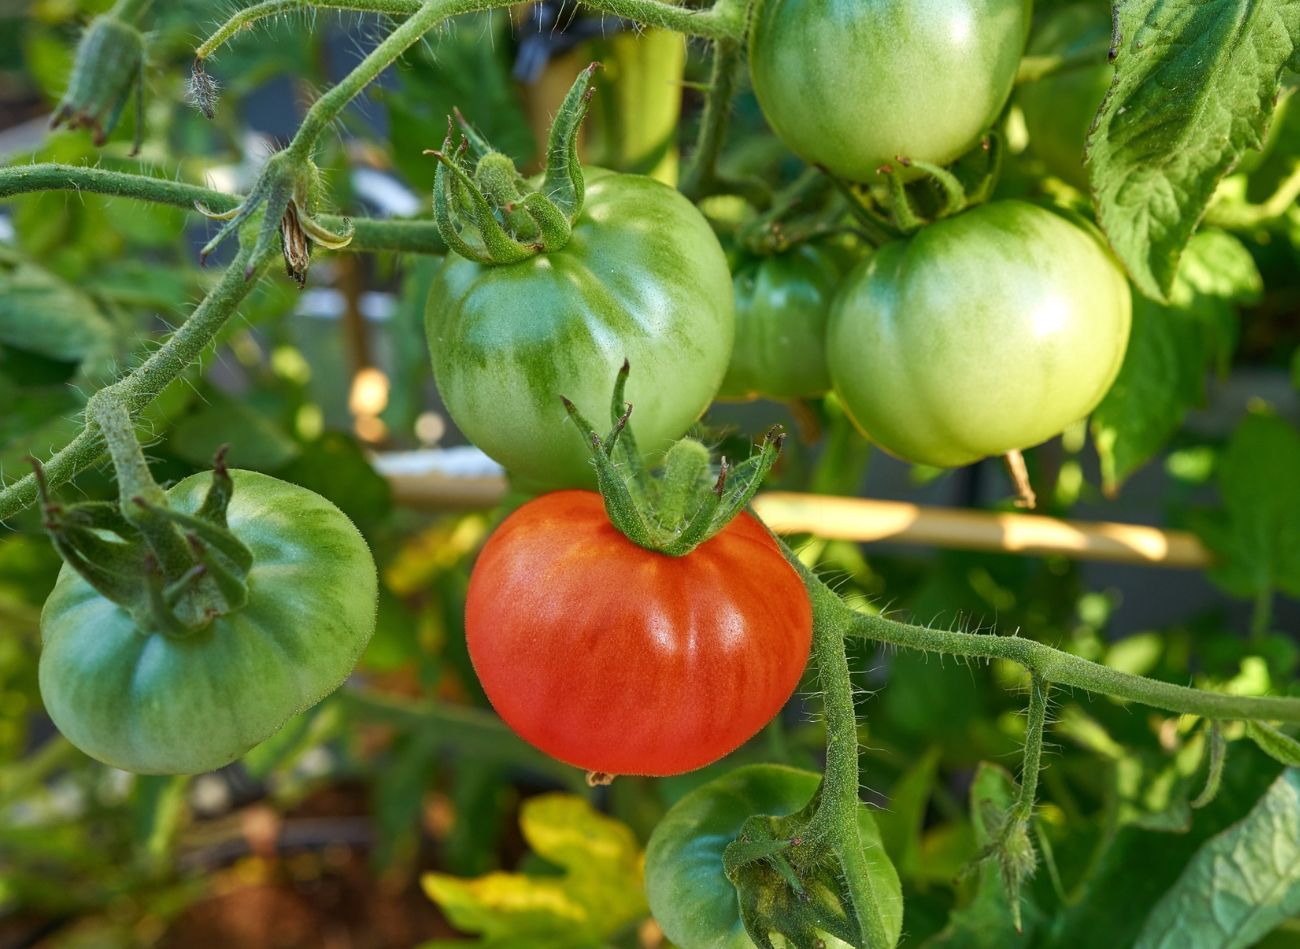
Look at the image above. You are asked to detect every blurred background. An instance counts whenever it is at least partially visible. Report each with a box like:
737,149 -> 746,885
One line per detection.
1,1 -> 1299,946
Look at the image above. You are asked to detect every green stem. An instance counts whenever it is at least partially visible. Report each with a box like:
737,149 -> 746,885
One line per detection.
0,163 -> 234,211
776,539 -> 1300,724
287,0 -> 488,157
89,397 -> 165,506
1204,161 -> 1300,230
1013,676 -> 1048,823
0,250 -> 263,524
197,0 -> 423,60
848,608 -> 1300,722
285,0 -> 744,161
198,0 -> 743,61
0,164 -> 446,254
803,578 -> 890,948
1014,39 -> 1110,84
680,37 -> 742,201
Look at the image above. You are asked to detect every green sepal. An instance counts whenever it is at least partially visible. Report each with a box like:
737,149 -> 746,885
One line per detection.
562,363 -> 786,557
898,157 -> 967,220
723,793 -> 864,949
540,62 -> 600,219
961,805 -> 1038,934
431,65 -> 598,264
561,396 -> 657,551
51,13 -> 146,154
33,417 -> 256,637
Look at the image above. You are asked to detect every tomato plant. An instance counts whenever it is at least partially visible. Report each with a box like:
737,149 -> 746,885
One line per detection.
748,0 -> 1028,183
464,490 -> 811,776
39,468 -> 377,774
719,244 -> 842,401
828,200 -> 1131,468
5,2 -> 1300,946
646,765 -> 903,949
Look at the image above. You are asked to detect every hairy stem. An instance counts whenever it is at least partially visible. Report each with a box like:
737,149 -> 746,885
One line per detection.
776,539 -> 1300,724
0,164 -> 446,254
848,608 -> 1300,722
198,0 -> 743,61
287,0 -> 491,156
0,251 -> 263,523
1013,676 -> 1049,822
197,0 -> 423,60
803,578 -> 890,948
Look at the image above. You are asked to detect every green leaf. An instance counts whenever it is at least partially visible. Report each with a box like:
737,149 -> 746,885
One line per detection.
169,397 -> 301,471
1244,721 -> 1300,766
875,746 -> 940,881
421,794 -> 646,947
1134,769 -> 1300,948
1091,229 -> 1259,492
1086,0 -> 1300,300
1192,412 -> 1300,599
0,252 -> 123,382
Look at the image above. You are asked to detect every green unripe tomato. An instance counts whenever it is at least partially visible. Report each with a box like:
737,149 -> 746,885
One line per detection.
828,201 -> 1131,468
645,765 -> 903,948
749,0 -> 1029,183
718,244 -> 843,401
1018,4 -> 1114,190
427,169 -> 734,489
39,470 -> 378,774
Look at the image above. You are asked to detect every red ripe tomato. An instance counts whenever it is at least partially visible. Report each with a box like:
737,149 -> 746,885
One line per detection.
465,491 -> 813,776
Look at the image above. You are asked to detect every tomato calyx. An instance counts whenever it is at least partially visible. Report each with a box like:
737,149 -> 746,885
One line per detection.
427,63 -> 599,264
195,153 -> 353,285
837,133 -> 1006,238
724,789 -> 867,948
51,10 -> 147,155
561,360 -> 784,556
34,397 -> 254,636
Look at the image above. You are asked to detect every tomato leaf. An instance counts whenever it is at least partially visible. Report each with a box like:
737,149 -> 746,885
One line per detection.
1086,0 -> 1300,300
1191,413 -> 1300,600
1133,768 -> 1300,948
420,794 -> 646,947
0,251 -> 124,382
1091,230 -> 1259,493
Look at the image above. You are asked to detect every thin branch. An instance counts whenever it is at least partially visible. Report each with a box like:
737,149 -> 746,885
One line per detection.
197,0 -> 744,62
0,164 -> 445,254
775,536 -> 1300,724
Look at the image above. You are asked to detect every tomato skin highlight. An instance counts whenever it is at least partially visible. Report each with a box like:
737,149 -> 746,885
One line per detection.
749,0 -> 1028,183
465,491 -> 812,777
828,200 -> 1131,468
39,470 -> 378,775
427,169 -> 734,490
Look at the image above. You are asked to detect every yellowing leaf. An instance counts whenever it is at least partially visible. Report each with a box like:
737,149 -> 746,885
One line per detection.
422,793 -> 646,947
